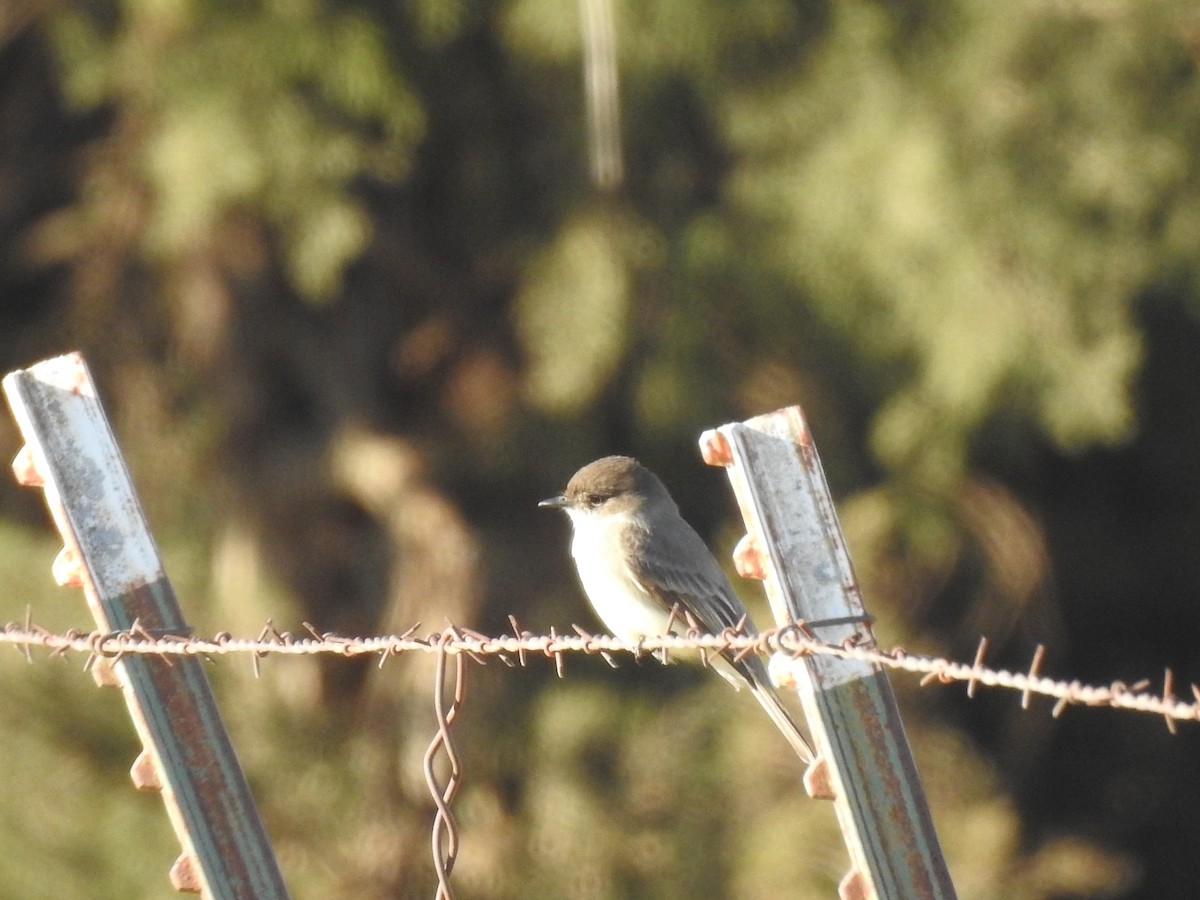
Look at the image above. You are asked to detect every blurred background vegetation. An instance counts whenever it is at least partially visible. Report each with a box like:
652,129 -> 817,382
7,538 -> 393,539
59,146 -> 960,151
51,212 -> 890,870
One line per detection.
1,0 -> 1198,896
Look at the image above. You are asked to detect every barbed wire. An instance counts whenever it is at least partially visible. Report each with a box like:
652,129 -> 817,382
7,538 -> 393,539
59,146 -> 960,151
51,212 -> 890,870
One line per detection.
5,613 -> 1197,897
2,615 -> 1196,729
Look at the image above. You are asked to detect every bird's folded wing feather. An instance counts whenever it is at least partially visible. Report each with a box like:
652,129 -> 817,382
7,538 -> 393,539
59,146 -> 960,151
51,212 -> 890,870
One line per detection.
622,521 -> 755,637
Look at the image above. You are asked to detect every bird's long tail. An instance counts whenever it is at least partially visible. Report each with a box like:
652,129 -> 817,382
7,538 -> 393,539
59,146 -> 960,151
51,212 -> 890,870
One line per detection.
749,682 -> 816,765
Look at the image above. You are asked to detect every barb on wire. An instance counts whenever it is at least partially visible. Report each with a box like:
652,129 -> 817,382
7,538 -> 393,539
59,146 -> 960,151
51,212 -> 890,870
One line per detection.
423,630 -> 466,900
1162,668 -> 1177,736
2,618 -> 1199,728
967,637 -> 988,699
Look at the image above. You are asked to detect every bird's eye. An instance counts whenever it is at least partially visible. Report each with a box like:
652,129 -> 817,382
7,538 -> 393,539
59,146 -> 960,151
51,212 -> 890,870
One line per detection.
584,492 -> 606,508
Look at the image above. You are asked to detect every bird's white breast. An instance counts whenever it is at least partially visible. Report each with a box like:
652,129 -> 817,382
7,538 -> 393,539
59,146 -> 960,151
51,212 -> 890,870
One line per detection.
566,508 -> 671,641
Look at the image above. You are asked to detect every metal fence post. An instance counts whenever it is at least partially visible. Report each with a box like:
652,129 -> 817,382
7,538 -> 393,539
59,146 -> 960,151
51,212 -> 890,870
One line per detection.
702,406 -> 956,900
3,353 -> 290,899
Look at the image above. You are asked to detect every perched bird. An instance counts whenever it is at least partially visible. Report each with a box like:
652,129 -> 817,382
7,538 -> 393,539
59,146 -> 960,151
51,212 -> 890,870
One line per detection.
540,455 -> 814,763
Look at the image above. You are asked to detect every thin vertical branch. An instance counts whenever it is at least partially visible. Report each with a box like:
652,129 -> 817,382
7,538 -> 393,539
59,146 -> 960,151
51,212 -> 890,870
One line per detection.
579,0 -> 624,190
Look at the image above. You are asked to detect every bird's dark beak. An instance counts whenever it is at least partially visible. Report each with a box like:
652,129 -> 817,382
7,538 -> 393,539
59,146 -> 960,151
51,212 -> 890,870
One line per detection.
539,494 -> 568,509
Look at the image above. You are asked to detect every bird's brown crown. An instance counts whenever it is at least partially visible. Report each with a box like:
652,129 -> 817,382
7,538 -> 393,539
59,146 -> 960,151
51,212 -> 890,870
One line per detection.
562,455 -> 667,511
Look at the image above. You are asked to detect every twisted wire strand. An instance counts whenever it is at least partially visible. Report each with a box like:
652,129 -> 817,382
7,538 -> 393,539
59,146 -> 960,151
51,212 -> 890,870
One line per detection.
423,632 -> 465,900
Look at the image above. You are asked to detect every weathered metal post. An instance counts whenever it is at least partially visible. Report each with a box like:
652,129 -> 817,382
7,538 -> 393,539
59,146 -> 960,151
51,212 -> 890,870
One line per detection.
3,353 -> 290,899
702,406 -> 956,900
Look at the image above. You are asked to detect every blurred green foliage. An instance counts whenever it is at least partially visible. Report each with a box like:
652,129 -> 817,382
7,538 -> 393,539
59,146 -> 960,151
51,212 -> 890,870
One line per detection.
2,0 -> 1199,896
50,0 -> 423,301
515,210 -> 631,414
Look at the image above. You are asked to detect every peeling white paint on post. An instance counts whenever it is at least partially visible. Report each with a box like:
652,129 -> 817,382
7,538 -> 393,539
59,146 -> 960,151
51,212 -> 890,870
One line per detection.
708,406 -> 956,900
3,353 -> 290,900
4,354 -> 167,621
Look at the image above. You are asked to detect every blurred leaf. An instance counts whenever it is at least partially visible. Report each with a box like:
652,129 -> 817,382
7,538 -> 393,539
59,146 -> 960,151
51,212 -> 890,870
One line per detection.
49,0 -> 424,301
514,211 -> 631,414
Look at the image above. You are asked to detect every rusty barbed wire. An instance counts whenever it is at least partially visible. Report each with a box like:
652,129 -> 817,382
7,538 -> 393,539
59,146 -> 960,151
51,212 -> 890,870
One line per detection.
5,616 -> 1196,899
2,615 -> 1198,728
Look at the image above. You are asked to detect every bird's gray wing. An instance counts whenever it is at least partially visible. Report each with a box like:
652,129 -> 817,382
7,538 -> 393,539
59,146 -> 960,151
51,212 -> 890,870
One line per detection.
622,518 -> 753,637
622,517 -> 776,692
625,515 -> 816,763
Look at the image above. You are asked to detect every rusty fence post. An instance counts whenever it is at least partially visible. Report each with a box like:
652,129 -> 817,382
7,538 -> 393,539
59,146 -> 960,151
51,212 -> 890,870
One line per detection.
702,406 -> 956,900
3,353 -> 290,899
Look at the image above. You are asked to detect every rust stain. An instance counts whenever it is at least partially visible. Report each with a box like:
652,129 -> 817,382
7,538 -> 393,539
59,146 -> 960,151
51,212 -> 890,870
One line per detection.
732,533 -> 768,580
170,854 -> 203,894
130,749 -> 163,791
11,444 -> 44,486
51,545 -> 84,588
698,427 -> 733,467
803,755 -> 836,800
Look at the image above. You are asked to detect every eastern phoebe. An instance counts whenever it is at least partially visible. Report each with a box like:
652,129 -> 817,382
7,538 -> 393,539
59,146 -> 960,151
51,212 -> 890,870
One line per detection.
540,455 -> 815,763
